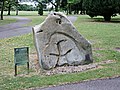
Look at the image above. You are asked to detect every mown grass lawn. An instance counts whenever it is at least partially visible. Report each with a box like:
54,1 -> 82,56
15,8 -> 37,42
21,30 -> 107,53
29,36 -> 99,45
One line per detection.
0,14 -> 120,90
3,11 -> 49,16
1,11 -> 47,26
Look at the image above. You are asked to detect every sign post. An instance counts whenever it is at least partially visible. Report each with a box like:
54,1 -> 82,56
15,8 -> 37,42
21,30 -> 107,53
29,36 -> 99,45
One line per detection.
14,47 -> 29,76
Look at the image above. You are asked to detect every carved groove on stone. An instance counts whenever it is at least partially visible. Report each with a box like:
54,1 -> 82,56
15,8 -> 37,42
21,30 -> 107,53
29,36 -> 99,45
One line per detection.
49,49 -> 72,57
46,31 -> 86,51
56,19 -> 61,24
36,29 -> 43,33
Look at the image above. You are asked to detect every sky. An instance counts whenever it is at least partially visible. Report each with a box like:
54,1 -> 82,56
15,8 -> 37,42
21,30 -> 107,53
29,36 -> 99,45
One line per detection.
18,0 -> 54,8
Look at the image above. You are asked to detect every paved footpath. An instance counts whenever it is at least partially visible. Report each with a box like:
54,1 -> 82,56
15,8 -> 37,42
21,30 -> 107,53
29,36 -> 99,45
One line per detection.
0,16 -> 32,39
35,77 -> 120,90
0,16 -> 77,39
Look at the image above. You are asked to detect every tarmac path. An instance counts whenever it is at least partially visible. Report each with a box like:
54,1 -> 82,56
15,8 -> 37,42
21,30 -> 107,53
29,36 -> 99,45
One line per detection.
35,77 -> 120,90
0,16 -> 77,39
0,16 -> 32,39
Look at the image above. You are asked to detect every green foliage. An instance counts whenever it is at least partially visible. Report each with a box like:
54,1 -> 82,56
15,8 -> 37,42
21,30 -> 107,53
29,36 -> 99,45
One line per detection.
38,2 -> 43,15
67,0 -> 74,3
0,0 -> 19,19
46,0 -> 68,11
18,4 -> 37,11
60,0 -> 67,9
83,0 -> 120,21
73,0 -> 81,4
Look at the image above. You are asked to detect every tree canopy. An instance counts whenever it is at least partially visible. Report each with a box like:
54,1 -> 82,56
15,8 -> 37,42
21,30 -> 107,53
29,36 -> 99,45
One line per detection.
83,0 -> 120,21
1,0 -> 120,21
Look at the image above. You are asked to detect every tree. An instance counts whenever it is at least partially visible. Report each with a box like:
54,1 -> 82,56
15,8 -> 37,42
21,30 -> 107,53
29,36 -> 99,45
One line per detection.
6,0 -> 14,15
46,0 -> 67,12
79,0 -> 85,14
60,0 -> 67,9
72,0 -> 82,14
35,0 -> 68,12
0,0 -> 13,20
83,0 -> 120,21
67,0 -> 74,14
15,0 -> 19,15
67,0 -> 85,15
47,0 -> 60,11
0,0 -> 5,20
33,0 -> 44,15
38,2 -> 43,15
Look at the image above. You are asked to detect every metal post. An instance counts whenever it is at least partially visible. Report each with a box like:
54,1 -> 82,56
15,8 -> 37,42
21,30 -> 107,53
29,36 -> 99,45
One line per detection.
27,62 -> 29,74
14,64 -> 17,76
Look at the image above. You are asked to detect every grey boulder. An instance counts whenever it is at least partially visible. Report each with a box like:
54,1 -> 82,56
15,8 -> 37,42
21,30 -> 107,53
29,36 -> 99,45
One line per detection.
32,12 -> 93,70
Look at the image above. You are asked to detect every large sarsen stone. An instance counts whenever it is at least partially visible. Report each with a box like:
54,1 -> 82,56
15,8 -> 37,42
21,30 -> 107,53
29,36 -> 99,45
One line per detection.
32,12 -> 93,70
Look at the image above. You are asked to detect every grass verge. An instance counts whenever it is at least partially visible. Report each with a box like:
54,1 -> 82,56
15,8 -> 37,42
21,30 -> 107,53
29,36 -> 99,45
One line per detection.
24,16 -> 46,26
0,15 -> 120,90
0,17 -> 17,26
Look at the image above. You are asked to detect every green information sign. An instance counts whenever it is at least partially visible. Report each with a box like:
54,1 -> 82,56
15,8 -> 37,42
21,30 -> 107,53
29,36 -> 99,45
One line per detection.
14,47 -> 29,65
14,47 -> 29,76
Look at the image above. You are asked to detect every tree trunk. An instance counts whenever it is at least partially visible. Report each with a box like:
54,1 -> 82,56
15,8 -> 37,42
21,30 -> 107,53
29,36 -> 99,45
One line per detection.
68,3 -> 72,14
38,2 -> 43,15
104,15 -> 111,22
16,2 -> 19,15
1,0 -> 5,20
7,4 -> 11,15
76,4 -> 79,14
16,7 -> 18,15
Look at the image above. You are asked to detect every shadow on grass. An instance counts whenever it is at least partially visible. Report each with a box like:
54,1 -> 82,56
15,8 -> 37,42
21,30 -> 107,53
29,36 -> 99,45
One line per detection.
89,17 -> 120,23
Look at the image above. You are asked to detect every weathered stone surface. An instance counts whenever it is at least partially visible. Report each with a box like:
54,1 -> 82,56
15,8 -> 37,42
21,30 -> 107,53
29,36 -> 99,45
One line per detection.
32,12 -> 93,70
